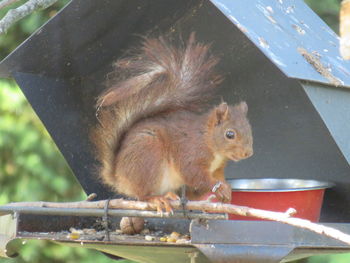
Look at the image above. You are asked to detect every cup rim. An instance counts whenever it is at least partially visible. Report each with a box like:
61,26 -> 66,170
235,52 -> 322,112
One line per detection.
227,178 -> 334,192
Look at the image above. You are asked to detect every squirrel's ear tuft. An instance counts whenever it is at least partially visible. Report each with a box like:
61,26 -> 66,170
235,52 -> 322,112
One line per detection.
215,102 -> 229,124
236,101 -> 248,115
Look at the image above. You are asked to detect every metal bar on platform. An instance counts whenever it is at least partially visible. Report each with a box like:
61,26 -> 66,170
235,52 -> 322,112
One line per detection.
0,206 -> 227,220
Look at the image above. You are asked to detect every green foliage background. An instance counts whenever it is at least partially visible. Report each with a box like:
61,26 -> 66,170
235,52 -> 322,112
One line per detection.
0,2 -> 127,262
0,0 -> 347,262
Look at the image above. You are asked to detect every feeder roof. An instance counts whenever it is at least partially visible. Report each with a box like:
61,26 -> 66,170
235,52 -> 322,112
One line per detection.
1,0 -> 349,88
211,0 -> 350,88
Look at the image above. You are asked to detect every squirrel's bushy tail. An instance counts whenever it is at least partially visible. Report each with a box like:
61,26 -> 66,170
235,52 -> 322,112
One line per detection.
92,33 -> 222,185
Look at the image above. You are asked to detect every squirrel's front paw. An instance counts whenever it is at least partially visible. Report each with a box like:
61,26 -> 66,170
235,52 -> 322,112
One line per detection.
144,192 -> 180,215
212,181 -> 232,203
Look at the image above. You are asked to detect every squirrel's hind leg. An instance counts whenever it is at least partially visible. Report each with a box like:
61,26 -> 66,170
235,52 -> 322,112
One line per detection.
117,125 -> 181,213
115,128 -> 167,198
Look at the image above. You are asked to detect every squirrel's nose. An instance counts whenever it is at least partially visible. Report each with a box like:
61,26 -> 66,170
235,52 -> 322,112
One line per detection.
243,149 -> 253,158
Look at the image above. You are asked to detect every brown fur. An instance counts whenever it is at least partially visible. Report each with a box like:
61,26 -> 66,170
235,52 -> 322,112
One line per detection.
92,34 -> 253,203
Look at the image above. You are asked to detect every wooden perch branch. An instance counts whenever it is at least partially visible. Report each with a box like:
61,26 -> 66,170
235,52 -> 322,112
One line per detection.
5,198 -> 350,245
0,0 -> 59,34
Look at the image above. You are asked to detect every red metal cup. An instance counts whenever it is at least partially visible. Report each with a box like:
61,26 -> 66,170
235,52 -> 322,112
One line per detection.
227,179 -> 333,222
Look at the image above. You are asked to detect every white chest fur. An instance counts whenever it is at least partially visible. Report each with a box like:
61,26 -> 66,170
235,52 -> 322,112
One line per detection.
159,160 -> 184,194
209,153 -> 225,173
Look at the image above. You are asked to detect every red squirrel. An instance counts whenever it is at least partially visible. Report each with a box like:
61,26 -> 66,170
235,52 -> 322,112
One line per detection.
92,34 -> 253,213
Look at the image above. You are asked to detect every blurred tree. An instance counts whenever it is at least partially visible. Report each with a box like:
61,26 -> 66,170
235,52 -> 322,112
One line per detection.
0,0 -> 69,59
0,81 -> 121,262
0,79 -> 82,204
0,2 -> 131,262
0,0 -> 347,263
305,0 -> 342,33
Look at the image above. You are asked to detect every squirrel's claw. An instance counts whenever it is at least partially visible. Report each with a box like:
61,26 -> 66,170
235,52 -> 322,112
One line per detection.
145,192 -> 180,216
213,181 -> 232,203
164,192 -> 181,201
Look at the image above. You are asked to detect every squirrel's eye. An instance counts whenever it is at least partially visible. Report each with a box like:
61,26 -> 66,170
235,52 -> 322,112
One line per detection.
225,130 -> 236,140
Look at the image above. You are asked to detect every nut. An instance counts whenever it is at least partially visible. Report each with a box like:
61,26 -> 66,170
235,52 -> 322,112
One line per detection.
182,234 -> 191,240
67,232 -> 80,240
82,228 -> 96,235
69,228 -> 83,234
115,229 -> 123,234
140,228 -> 150,235
145,235 -> 155,241
166,237 -> 177,243
169,232 -> 181,240
176,238 -> 191,244
120,217 -> 145,235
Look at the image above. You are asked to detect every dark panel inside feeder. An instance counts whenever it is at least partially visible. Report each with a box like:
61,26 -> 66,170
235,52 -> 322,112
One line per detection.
1,0 -> 349,222
12,72 -> 109,197
0,0 -> 198,78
